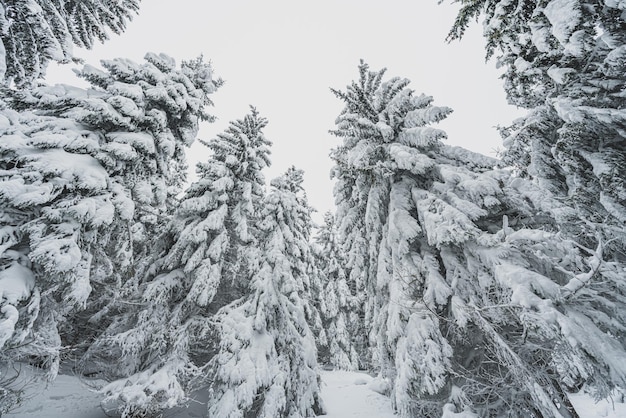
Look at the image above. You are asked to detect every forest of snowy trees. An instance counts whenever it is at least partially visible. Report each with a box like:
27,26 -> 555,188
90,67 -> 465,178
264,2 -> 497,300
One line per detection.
0,1 -> 625,417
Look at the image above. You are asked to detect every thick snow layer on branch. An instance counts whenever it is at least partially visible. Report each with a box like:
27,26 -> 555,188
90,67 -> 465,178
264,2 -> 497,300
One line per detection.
404,106 -> 452,128
494,263 -> 560,312
0,263 -> 35,347
109,82 -> 145,102
0,179 -> 55,207
414,191 -> 479,247
388,144 -> 435,174
398,126 -> 446,149
30,150 -> 109,191
0,263 -> 35,305
530,21 -> 553,53
29,238 -> 83,274
547,66 -> 575,84
101,362 -> 187,414
440,146 -> 497,171
101,142 -> 137,161
543,0 -> 581,47
108,132 -> 155,154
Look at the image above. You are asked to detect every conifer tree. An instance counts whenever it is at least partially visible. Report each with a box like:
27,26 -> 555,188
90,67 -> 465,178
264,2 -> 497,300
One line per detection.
87,108 -> 271,417
147,106 -> 271,302
280,166 -> 326,353
314,211 -> 359,370
0,53 -> 219,379
207,168 -> 324,418
0,105 -> 127,377
447,0 -> 626,258
330,60 -> 456,369
331,62 -> 626,418
0,0 -> 140,88
14,52 -> 220,270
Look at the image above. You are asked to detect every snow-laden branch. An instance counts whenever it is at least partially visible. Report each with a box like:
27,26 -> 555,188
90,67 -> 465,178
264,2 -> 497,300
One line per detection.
561,238 -> 603,300
467,304 -> 577,418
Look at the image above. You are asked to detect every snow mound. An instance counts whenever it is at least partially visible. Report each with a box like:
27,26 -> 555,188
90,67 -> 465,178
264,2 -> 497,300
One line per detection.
353,376 -> 370,386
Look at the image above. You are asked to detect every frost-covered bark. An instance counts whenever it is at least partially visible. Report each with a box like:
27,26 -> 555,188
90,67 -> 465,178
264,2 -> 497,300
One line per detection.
448,0 -> 626,257
208,169 -> 324,418
0,0 -> 140,88
331,62 -> 626,417
314,211 -> 359,370
0,53 -> 219,378
86,109 -> 271,417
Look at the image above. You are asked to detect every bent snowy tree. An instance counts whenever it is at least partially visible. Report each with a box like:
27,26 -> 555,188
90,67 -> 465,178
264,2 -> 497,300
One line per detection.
447,0 -> 626,260
0,53 -> 219,382
330,61 -> 626,418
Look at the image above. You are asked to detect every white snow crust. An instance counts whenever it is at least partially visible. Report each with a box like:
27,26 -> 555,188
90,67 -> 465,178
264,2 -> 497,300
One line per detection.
4,367 -> 625,417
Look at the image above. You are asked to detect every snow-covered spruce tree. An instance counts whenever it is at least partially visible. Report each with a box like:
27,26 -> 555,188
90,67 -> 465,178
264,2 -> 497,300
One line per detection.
313,211 -> 359,370
13,52 -> 220,277
329,61 -> 399,369
330,60 -> 454,410
0,106 -> 122,376
447,0 -> 626,257
207,168 -> 324,418
0,0 -> 140,88
151,106 -> 271,303
86,108 -> 271,417
331,62 -> 626,417
279,166 -> 326,357
0,53 -> 219,377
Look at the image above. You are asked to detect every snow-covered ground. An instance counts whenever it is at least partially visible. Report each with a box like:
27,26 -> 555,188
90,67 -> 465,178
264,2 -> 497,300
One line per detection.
568,391 -> 626,418
319,370 -> 397,418
4,368 -> 108,418
4,366 -> 625,418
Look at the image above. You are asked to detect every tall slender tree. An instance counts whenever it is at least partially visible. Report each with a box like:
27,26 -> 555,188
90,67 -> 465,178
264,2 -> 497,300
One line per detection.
314,211 -> 359,370
280,166 -> 326,354
330,60 -> 455,369
207,168 -> 324,418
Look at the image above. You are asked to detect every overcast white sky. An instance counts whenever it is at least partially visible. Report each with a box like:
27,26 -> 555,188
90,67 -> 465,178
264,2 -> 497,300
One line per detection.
47,1 -> 524,221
